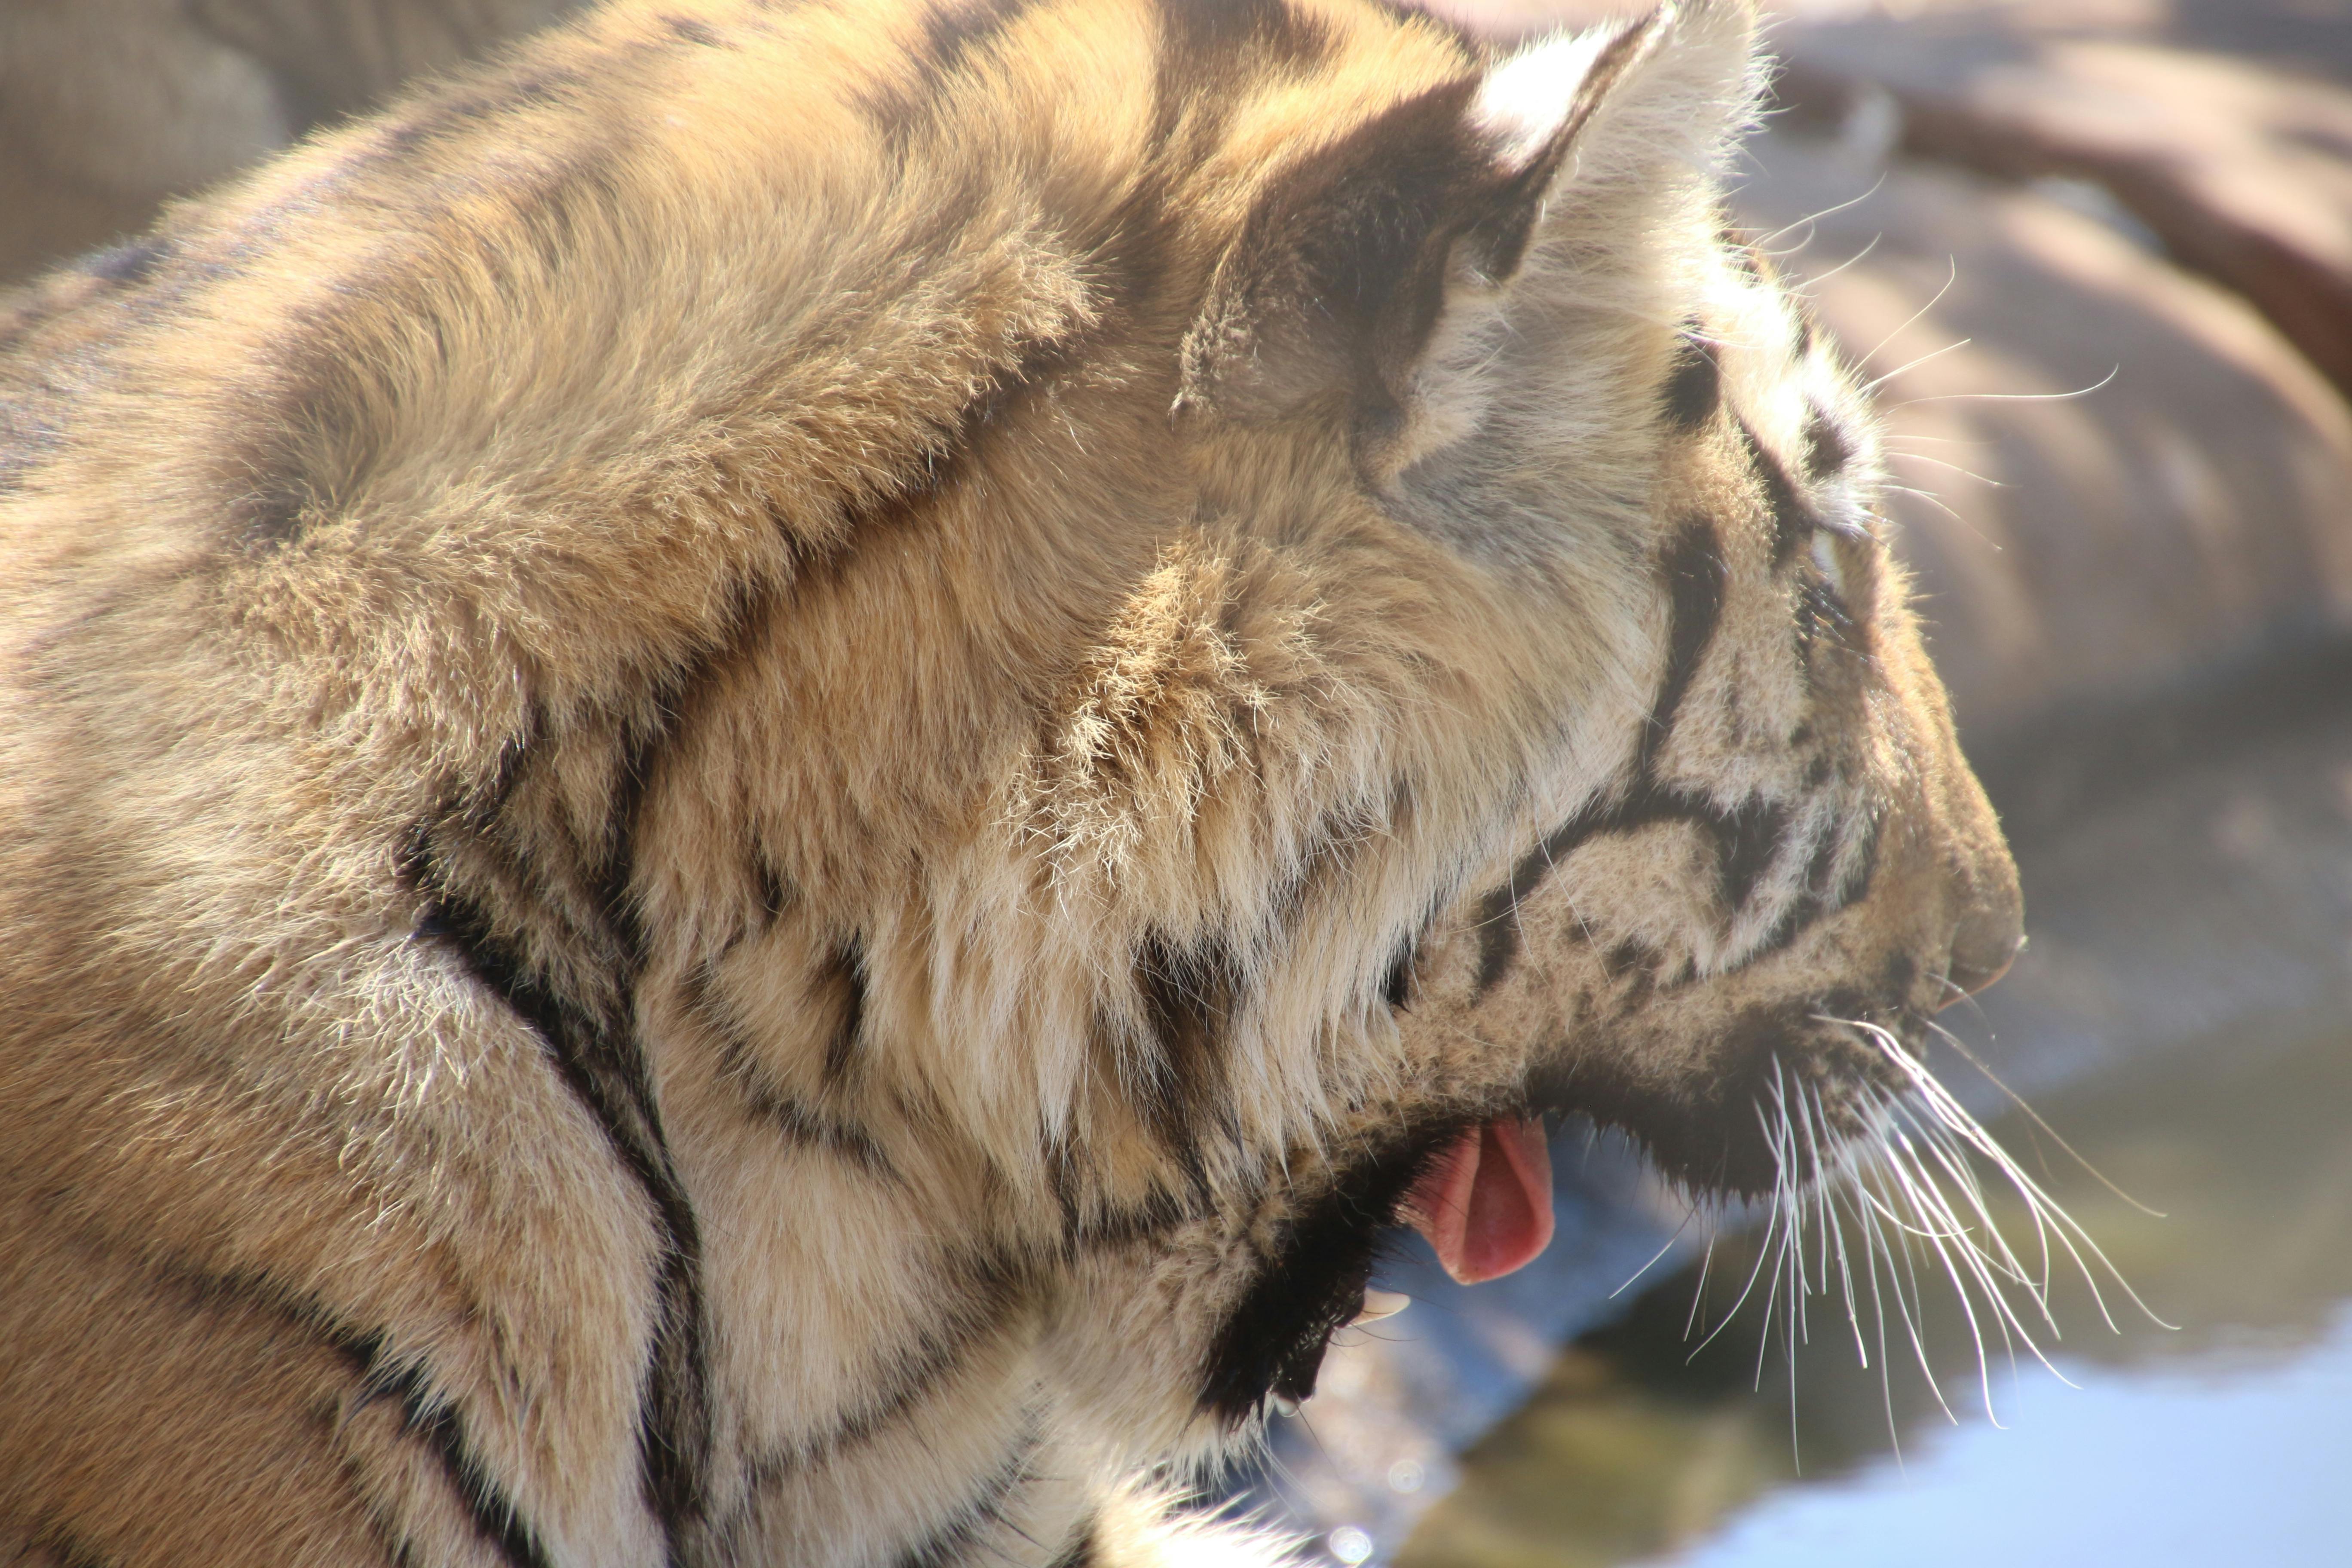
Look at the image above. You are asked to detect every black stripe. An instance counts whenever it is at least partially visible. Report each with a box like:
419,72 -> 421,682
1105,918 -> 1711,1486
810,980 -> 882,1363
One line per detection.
1660,330 -> 1721,431
747,1091 -> 894,1174
742,1248 -> 1031,1485
355,1348 -> 559,1568
1131,931 -> 1242,1156
663,13 -> 726,46
141,1263 -> 551,1568
420,883 -> 712,1546
80,238 -> 174,287
1803,405 -> 1853,478
1158,0 -> 1336,80
1472,520 -> 1730,996
1528,1000 -> 1826,1197
917,0 -> 1044,86
28,1531 -> 113,1568
818,936 -> 870,1087
858,0 -> 1043,138
891,1421 -> 1041,1568
1473,779 -> 1843,997
1381,934 -> 1417,1011
1062,1182 -> 1196,1252
690,959 -> 897,1176
1713,797 -> 1792,915
1642,519 -> 1728,775
753,853 -> 793,923
366,61 -> 595,159
240,119 -> 625,545
1737,418 -> 1817,570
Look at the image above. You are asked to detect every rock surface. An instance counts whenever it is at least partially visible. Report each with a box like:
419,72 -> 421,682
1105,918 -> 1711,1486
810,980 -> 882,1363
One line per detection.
1773,10 -> 2352,408
0,0 -> 579,287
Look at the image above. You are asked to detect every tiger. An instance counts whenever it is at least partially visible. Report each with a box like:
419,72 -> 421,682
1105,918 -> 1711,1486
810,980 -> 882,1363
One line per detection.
0,0 -> 2030,1565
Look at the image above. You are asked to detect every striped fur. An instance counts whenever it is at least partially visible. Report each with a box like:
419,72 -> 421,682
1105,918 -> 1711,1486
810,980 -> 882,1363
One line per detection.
0,1 -> 2021,1564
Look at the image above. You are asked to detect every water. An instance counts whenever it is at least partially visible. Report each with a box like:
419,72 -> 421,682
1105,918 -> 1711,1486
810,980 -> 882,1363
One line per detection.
1658,1306 -> 2352,1567
1395,1017 -> 2352,1567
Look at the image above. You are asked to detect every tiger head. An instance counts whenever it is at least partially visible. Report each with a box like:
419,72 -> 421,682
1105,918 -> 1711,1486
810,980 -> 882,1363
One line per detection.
954,0 -> 2023,1466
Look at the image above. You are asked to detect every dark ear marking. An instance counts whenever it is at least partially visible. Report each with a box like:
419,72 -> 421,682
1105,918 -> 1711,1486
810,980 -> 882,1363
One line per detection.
1178,75 -> 1482,427
1179,11 -> 1664,430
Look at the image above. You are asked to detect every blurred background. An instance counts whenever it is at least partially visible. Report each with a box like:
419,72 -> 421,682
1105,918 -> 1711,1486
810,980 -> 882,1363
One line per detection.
6,1 -> 2349,1564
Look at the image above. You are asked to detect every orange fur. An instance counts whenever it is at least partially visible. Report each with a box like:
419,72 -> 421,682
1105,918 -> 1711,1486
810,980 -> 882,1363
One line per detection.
0,2 -> 2018,1563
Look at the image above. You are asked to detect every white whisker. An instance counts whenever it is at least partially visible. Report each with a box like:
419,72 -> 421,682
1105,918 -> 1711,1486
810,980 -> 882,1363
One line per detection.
1924,1015 -> 2165,1219
1810,1084 -> 1870,1368
1685,1230 -> 1721,1341
1861,337 -> 1973,393
1883,447 -> 2007,487
1689,1104 -> 1794,1360
1858,1019 -> 2176,1332
1612,1209 -> 1695,1300
1701,1015 -> 2165,1461
1858,256 -> 1958,368
1754,176 -> 1888,252
1880,482 -> 1973,527
1793,231 -> 1881,291
1881,365 -> 2119,410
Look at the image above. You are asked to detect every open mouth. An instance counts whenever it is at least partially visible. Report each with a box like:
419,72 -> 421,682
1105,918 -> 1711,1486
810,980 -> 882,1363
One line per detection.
1398,1116 -> 1558,1285
1201,989 -> 2160,1431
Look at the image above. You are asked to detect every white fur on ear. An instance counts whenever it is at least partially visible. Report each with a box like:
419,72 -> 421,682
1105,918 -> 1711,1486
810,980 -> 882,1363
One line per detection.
1470,25 -> 1631,170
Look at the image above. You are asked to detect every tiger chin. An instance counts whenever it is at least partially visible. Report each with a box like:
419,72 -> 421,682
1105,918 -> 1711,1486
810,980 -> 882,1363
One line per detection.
0,0 -> 2041,1565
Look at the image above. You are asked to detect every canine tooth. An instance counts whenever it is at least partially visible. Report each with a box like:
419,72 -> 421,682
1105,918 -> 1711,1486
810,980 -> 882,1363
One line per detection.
1353,1289 -> 1409,1325
1270,1394 -> 1302,1418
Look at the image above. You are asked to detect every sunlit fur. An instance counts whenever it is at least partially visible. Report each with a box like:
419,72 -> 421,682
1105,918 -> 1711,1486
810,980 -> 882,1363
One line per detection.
0,1 -> 2030,1565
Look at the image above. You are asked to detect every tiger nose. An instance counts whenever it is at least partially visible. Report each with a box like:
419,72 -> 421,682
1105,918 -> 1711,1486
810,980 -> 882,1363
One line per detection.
1939,904 -> 2024,1008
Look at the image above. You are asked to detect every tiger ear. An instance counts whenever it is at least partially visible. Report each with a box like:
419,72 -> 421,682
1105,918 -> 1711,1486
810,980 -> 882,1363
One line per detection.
1175,10 -> 1672,449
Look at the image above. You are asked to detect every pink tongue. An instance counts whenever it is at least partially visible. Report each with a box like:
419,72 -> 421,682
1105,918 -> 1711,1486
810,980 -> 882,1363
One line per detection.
1402,1118 -> 1556,1284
